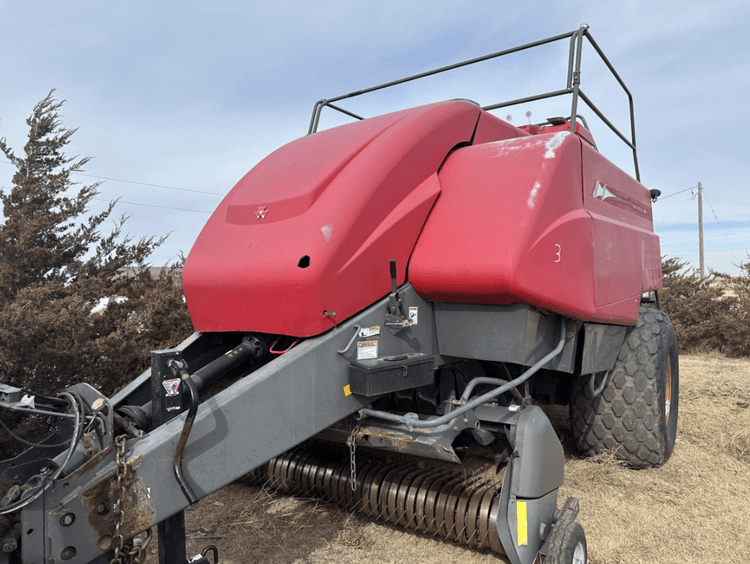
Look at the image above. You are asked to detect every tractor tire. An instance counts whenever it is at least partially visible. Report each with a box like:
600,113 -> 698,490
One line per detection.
544,520 -> 586,564
570,305 -> 679,469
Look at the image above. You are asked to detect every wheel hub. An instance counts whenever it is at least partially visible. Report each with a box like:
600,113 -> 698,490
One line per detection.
572,540 -> 586,564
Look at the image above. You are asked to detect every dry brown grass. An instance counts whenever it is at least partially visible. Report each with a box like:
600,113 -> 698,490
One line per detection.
144,354 -> 750,564
562,353 -> 750,563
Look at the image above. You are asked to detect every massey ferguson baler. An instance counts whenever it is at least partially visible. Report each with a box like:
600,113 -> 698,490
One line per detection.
0,25 -> 678,564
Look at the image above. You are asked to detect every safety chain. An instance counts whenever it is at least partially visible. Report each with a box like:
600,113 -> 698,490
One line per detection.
346,419 -> 363,491
110,435 -> 146,564
110,435 -> 128,564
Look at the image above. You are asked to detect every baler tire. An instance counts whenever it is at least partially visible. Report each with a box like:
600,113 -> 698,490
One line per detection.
570,305 -> 679,469
544,520 -> 586,564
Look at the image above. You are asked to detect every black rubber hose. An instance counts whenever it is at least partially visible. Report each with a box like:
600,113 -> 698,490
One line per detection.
172,376 -> 199,505
189,339 -> 264,391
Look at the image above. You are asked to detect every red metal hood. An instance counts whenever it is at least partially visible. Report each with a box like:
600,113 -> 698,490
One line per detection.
183,100 -> 480,336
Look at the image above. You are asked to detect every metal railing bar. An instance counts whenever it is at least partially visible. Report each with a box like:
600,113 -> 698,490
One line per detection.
308,30 -> 576,134
569,26 -> 586,135
577,89 -> 640,181
577,90 -> 634,149
583,31 -> 634,101
332,30 -> 574,105
308,100 -> 326,135
306,25 -> 642,181
631,141 -> 641,182
580,30 -> 640,179
308,101 -> 367,134
325,103 -> 365,121
480,88 -> 572,112
566,29 -> 579,90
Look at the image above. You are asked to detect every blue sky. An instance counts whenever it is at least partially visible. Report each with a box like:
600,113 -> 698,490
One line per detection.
1,0 -> 749,274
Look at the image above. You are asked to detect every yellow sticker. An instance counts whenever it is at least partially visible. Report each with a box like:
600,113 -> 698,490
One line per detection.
517,501 -> 528,546
343,384 -> 352,397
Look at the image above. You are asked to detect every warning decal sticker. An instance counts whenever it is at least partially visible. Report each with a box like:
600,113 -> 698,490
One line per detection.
359,326 -> 381,338
357,341 -> 378,360
162,378 -> 182,397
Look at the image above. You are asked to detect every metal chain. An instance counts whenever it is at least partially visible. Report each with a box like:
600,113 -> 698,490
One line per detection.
110,435 -> 147,564
346,419 -> 363,491
111,434 -> 129,564
121,544 -> 145,564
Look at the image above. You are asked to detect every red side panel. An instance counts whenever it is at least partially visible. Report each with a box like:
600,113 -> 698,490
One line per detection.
581,143 -> 663,321
410,129 -> 660,325
410,131 -> 594,319
183,101 -> 480,337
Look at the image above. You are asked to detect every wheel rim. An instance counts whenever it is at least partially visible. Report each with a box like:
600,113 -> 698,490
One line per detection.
572,540 -> 586,564
665,362 -> 672,424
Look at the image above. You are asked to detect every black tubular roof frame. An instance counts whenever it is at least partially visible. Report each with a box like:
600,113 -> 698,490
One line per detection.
307,25 -> 640,182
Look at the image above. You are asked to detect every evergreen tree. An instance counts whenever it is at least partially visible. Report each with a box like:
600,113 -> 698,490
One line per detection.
659,257 -> 750,356
0,91 -> 192,401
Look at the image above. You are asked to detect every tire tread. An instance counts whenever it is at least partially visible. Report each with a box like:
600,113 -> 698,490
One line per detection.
545,520 -> 586,564
570,305 -> 678,469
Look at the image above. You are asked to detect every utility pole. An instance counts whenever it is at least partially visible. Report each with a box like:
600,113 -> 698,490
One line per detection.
697,182 -> 704,278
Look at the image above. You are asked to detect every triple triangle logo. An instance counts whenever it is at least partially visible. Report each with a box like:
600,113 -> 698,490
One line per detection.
592,181 -> 616,200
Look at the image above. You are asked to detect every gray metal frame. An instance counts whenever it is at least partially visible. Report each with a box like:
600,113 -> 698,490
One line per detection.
306,24 -> 641,181
15,286 -> 439,563
10,284 -> 579,564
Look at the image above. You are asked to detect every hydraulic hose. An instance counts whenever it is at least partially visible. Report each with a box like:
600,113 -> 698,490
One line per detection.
172,375 -> 199,505
361,321 -> 568,429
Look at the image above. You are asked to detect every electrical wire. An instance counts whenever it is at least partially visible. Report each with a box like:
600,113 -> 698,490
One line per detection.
0,392 -> 83,514
703,190 -> 741,266
0,403 -> 77,419
84,409 -> 107,436
1,158 -> 223,196
656,183 -> 744,270
46,392 -> 82,485
0,417 -> 72,449
92,197 -> 211,214
76,173 -> 224,196
2,158 -> 220,214
659,185 -> 696,200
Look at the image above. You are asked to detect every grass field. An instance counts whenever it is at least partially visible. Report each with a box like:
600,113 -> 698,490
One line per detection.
146,354 -> 750,564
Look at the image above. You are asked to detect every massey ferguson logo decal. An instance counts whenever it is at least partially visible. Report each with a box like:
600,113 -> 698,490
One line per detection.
593,181 -> 616,200
255,206 -> 269,219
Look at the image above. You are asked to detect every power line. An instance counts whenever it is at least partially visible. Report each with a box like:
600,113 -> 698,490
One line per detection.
1,158 -> 224,214
702,190 -> 741,265
76,173 -> 224,196
1,158 -> 225,196
92,198 -> 211,214
659,185 -> 696,200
